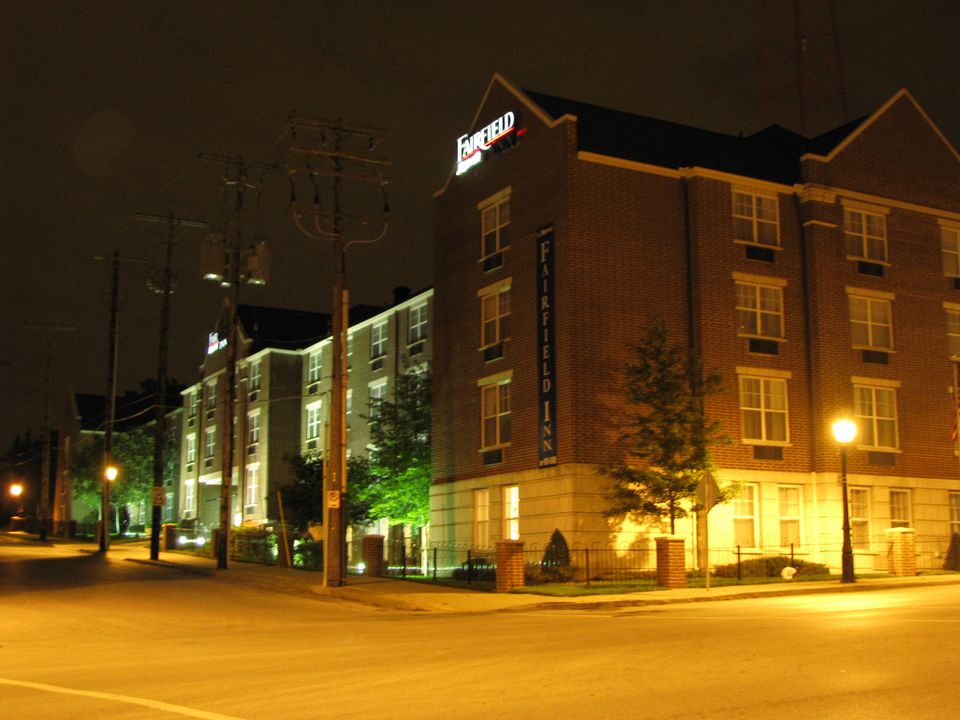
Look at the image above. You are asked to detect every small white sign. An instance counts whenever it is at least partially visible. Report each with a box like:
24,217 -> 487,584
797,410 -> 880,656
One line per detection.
151,487 -> 166,507
327,490 -> 341,509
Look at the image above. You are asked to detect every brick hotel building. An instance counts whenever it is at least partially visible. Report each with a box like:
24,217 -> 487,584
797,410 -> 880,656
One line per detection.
430,74 -> 960,569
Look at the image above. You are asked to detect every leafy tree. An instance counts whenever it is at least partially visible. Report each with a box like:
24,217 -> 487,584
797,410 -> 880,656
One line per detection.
355,367 -> 431,528
603,323 -> 726,535
280,453 -> 373,531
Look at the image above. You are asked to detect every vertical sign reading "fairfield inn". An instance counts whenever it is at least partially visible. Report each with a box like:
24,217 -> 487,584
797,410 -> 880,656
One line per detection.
538,226 -> 557,467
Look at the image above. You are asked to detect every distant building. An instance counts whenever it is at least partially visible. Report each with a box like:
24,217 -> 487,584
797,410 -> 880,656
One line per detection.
431,74 -> 960,571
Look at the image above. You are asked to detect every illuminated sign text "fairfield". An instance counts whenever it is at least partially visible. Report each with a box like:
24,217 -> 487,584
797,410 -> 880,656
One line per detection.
456,111 -> 516,175
207,332 -> 227,355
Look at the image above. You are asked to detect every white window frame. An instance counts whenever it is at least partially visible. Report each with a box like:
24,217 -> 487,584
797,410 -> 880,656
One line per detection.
307,352 -> 321,384
849,486 -> 871,550
185,433 -> 197,464
306,401 -> 322,441
503,485 -> 519,541
408,302 -> 428,344
736,369 -> 790,445
480,377 -> 511,450
732,188 -> 779,247
946,304 -> 960,358
950,492 -> 960,535
889,489 -> 911,528
853,380 -> 900,451
244,463 -> 260,512
479,280 -> 511,351
734,276 -> 785,341
368,378 -> 387,421
473,488 -> 490,549
479,189 -> 511,262
249,360 -> 261,391
206,380 -> 217,411
843,206 -> 888,264
184,479 -> 196,516
733,483 -> 758,549
187,390 -> 198,418
248,410 -> 260,447
346,389 -> 353,430
941,223 -> 960,278
204,427 -> 216,458
848,291 -> 894,351
371,321 -> 388,360
778,485 -> 801,549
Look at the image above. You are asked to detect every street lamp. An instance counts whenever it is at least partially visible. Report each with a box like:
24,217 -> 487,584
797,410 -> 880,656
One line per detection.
101,463 -> 119,552
832,417 -> 857,583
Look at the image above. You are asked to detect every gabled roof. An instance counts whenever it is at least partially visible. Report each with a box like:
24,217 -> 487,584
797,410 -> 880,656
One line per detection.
237,304 -> 331,354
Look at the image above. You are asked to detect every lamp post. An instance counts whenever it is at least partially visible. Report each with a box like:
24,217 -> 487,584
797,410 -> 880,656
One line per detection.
101,463 -> 118,551
831,417 -> 857,583
9,483 -> 24,516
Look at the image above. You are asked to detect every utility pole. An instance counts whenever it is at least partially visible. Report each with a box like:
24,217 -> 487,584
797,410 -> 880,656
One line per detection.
102,250 -> 120,553
198,152 -> 275,570
135,211 -> 205,561
283,116 -> 390,586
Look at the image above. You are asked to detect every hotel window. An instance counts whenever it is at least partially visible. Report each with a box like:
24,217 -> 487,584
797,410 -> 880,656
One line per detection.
950,492 -> 960,535
849,487 -> 871,549
249,360 -> 261,391
480,379 -> 511,450
889,489 -> 911,528
503,485 -> 520,541
408,302 -> 428,344
248,410 -> 260,447
371,321 -> 388,360
473,488 -> 490,549
854,382 -> 899,450
941,224 -> 960,277
848,294 -> 893,350
479,189 -> 510,269
479,281 -> 511,360
733,484 -> 758,548
205,380 -> 217,414
732,189 -> 778,247
778,486 -> 801,549
185,433 -> 197,464
244,464 -> 259,513
347,334 -> 354,368
735,279 -> 784,340
307,352 -> 321,385
738,374 -> 788,444
368,378 -> 387,421
306,402 -> 321,442
204,427 -> 216,458
947,308 -> 960,357
184,479 -> 195,516
844,207 -> 888,263
346,389 -> 353,430
187,390 -> 198,418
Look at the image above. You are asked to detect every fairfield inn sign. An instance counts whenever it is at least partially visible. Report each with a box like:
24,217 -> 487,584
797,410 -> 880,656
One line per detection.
456,111 -> 521,175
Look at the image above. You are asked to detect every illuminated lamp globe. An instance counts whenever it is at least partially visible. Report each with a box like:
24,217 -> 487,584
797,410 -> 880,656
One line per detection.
105,466 -> 119,481
10,483 -> 23,498
832,418 -> 858,445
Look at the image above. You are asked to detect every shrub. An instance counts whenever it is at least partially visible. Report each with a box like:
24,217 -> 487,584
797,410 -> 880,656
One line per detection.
712,555 -> 829,578
231,526 -> 277,565
294,538 -> 323,570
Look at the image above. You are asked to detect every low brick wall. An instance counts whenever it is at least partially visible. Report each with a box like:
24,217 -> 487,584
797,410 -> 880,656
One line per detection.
363,534 -> 385,576
656,536 -> 687,589
496,540 -> 525,592
885,527 -> 916,577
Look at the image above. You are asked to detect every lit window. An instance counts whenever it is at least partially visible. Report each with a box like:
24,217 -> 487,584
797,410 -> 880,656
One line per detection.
849,295 -> 893,350
249,360 -> 261,391
206,380 -> 217,411
732,190 -> 779,247
736,282 -> 784,339
187,390 -> 198,418
307,352 -> 321,384
733,484 -> 758,548
947,309 -> 960,357
368,379 -> 387,421
248,411 -> 260,447
473,488 -> 490,549
889,489 -> 911,528
245,464 -> 259,512
739,375 -> 788,444
778,486 -> 801,549
408,302 -> 428,344
481,380 -> 511,450
204,427 -> 216,458
371,321 -> 388,360
503,485 -> 519,541
844,208 -> 888,263
849,487 -> 870,549
306,403 -> 321,441
480,283 -> 511,356
185,433 -> 197,464
950,492 -> 960,536
184,480 -> 196,515
481,195 -> 510,262
942,225 -> 960,277
346,389 -> 353,430
854,384 -> 899,450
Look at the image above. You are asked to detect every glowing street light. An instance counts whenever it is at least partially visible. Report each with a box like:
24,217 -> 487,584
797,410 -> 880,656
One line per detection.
832,417 -> 858,583
9,483 -> 23,499
105,465 -> 119,482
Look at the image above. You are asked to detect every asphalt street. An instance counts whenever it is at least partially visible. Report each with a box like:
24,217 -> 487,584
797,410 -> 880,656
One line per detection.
2,537 -> 960,719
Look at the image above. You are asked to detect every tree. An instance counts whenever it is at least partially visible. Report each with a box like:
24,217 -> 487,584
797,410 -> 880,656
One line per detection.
603,323 -> 726,535
280,453 -> 373,531
354,367 -> 431,528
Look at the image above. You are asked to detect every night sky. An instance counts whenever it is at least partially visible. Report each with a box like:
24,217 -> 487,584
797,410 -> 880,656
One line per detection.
2,0 -> 959,453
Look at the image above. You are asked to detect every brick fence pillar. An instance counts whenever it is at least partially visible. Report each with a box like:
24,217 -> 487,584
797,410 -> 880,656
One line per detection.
885,527 -> 916,577
363,534 -> 385,577
495,540 -> 525,593
656,536 -> 687,589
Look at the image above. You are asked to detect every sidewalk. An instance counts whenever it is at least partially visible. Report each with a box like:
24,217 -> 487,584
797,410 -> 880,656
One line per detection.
9,532 -> 960,614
